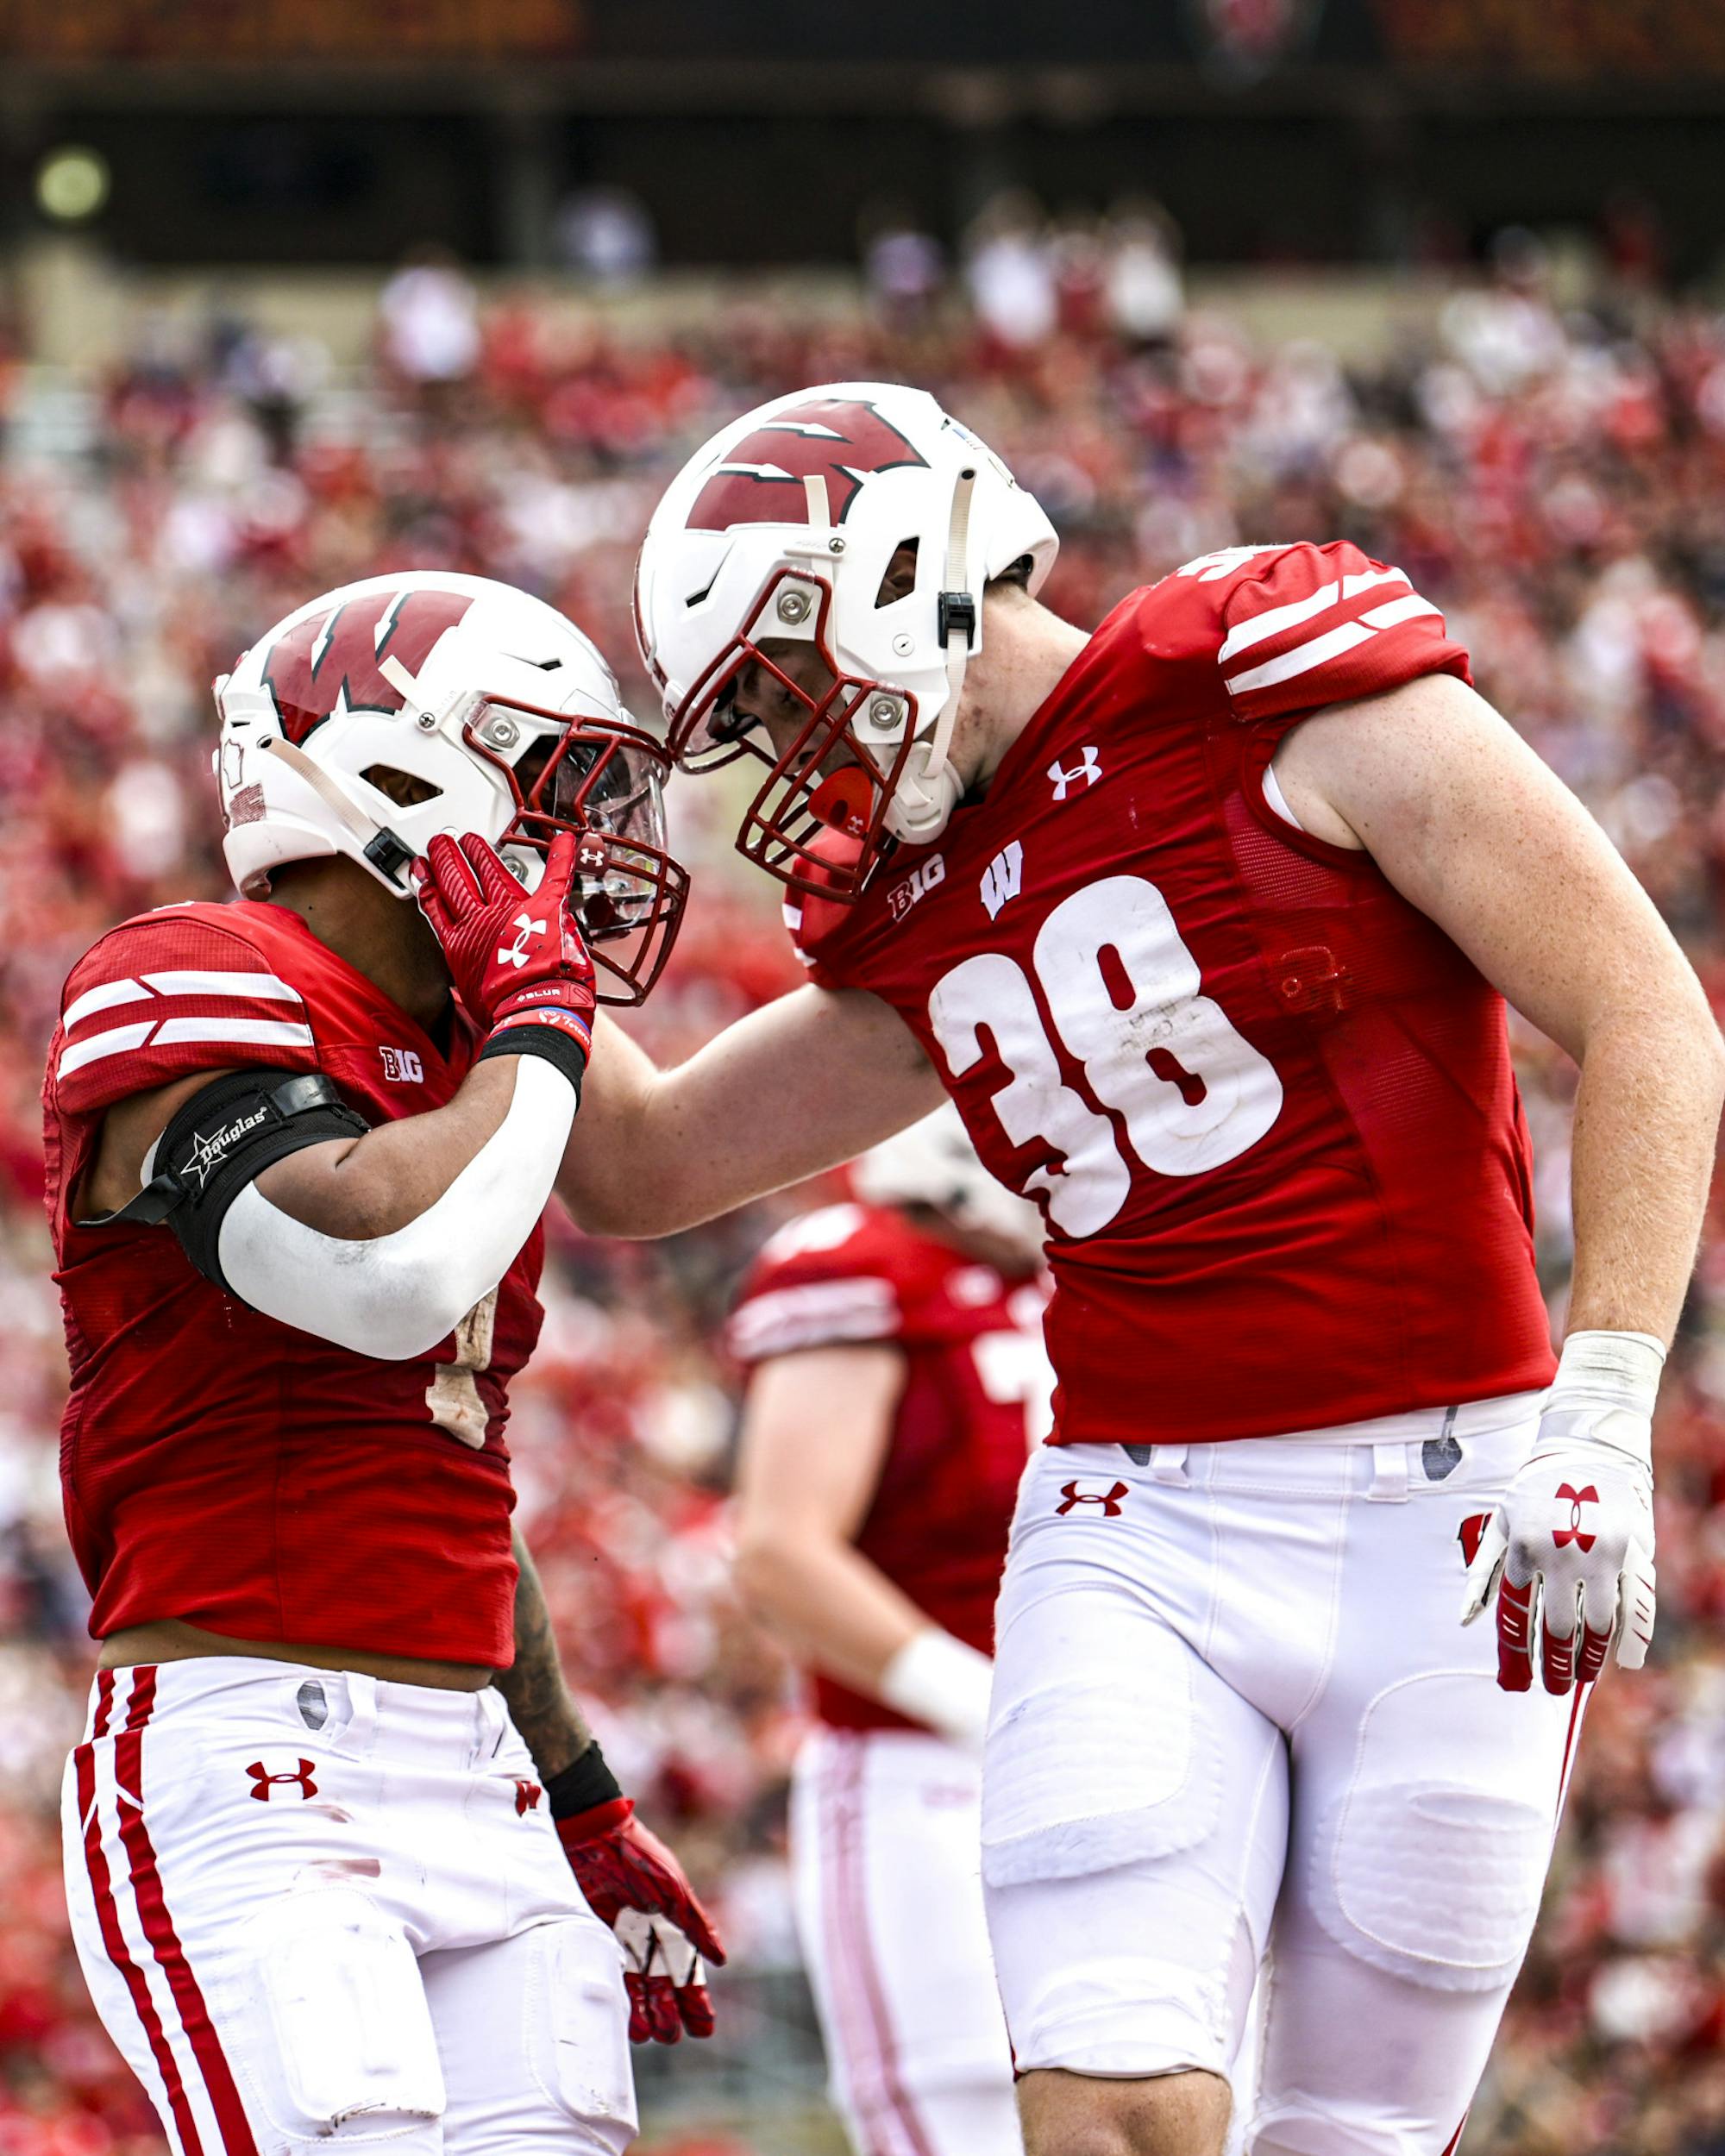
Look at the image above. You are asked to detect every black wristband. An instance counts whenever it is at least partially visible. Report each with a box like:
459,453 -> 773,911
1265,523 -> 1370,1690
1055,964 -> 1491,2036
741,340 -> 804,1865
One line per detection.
546,1741 -> 624,1821
476,1019 -> 588,1099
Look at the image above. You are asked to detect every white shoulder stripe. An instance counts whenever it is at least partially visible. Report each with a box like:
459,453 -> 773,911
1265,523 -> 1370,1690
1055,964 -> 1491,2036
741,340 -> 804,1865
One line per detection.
57,1025 -> 158,1081
1217,566 -> 1410,665
63,969 -> 304,1034
57,1015 -> 316,1082
141,970 -> 304,1006
151,1018 -> 316,1052
1359,592 -> 1442,634
61,979 -> 151,1032
1223,618 -> 1377,697
731,1276 -> 899,1360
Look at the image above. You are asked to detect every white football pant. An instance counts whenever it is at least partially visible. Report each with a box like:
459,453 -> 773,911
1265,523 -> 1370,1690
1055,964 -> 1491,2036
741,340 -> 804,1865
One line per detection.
791,1727 -> 1022,2156
984,1395 -> 1585,2156
62,1658 -> 637,2155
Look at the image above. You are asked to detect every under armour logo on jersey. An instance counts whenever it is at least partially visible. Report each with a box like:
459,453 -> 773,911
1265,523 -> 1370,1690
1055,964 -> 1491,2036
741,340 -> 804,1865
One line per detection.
1056,1479 -> 1129,1518
514,1778 -> 543,1816
981,843 -> 1025,921
1047,748 -> 1102,800
379,1045 -> 424,1084
246,1758 -> 318,1802
1552,1483 -> 1599,1551
499,912 -> 547,968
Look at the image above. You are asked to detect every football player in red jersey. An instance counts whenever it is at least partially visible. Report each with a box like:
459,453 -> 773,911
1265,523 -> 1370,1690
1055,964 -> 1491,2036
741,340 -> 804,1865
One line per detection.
547,384 -> 1725,2156
45,571 -> 719,2156
730,1106 -> 1050,2156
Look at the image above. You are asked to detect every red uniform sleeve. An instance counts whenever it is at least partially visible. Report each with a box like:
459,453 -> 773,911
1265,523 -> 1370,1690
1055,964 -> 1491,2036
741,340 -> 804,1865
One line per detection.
1215,541 -> 1471,724
50,906 -> 321,1118
728,1205 -> 903,1363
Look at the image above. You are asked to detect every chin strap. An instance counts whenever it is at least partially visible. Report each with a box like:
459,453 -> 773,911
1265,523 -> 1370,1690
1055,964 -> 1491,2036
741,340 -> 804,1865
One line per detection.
256,736 -> 414,887
881,466 -> 978,847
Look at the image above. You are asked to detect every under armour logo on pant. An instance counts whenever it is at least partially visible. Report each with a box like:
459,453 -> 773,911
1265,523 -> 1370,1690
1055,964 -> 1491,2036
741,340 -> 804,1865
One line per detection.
1056,1479 -> 1129,1518
245,1758 -> 318,1802
514,1779 -> 543,1815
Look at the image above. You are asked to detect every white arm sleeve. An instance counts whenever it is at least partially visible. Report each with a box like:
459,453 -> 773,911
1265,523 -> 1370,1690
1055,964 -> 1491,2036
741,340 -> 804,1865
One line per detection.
216,1054 -> 575,1361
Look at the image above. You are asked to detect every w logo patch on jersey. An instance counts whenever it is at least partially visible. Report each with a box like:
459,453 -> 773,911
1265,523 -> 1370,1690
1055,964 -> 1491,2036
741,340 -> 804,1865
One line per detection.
262,589 -> 474,743
689,398 -> 927,530
981,843 -> 1025,921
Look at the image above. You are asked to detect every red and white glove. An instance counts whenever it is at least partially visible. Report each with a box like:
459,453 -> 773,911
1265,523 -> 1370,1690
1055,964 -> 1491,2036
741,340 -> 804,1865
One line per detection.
413,830 -> 595,1081
557,1801 -> 725,2044
549,1745 -> 725,2045
1461,1331 -> 1661,1695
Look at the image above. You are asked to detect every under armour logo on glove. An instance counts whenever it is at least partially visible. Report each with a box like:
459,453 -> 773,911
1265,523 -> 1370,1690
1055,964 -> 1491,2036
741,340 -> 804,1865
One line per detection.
497,912 -> 547,969
1056,1479 -> 1129,1518
246,1758 -> 318,1802
1552,1483 -> 1598,1551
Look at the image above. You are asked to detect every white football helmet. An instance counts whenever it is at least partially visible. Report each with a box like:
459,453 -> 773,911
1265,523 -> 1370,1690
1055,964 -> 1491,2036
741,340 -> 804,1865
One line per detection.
215,571 -> 687,1003
853,1104 -> 1045,1267
634,381 -> 1057,899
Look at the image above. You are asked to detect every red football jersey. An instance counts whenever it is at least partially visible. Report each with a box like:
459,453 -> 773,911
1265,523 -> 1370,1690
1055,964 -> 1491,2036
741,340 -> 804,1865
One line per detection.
43,899 -> 542,1667
729,1201 -> 1050,1733
790,542 -> 1556,1448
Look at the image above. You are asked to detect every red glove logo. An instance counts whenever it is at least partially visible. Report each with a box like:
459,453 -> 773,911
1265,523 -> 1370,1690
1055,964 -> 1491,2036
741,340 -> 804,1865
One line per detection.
497,912 -> 547,969
414,830 -> 595,1055
555,1798 -> 726,2046
1552,1482 -> 1599,1552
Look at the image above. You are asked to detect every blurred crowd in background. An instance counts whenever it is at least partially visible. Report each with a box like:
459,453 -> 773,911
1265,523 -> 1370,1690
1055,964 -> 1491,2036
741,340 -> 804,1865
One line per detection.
1,203 -> 1724,2153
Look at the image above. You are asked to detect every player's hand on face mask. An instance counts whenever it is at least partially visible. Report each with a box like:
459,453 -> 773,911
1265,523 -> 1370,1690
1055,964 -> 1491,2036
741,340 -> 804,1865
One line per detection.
413,830 -> 595,1059
555,1798 -> 726,2043
1461,1332 -> 1660,1695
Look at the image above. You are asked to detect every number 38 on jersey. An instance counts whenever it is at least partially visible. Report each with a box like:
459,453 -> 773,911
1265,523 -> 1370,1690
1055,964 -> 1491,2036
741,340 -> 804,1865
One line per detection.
927,873 -> 1283,1240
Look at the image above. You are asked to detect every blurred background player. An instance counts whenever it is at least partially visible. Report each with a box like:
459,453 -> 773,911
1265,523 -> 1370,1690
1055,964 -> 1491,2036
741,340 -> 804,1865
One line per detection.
728,1106 -> 1048,2156
44,570 -> 716,2156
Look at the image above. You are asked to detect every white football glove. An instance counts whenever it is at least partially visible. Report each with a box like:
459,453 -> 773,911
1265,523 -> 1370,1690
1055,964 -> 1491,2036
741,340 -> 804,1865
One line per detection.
1461,1331 -> 1661,1695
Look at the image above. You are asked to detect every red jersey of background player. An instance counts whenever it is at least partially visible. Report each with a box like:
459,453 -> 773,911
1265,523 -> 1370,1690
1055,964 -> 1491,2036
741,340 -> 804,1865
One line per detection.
788,541 -> 1556,1449
728,1200 -> 1048,1733
42,898 -> 541,1667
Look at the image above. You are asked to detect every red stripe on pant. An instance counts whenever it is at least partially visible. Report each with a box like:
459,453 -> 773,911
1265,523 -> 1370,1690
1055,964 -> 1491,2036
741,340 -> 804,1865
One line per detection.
76,1670 -> 205,2155
832,1742 -> 939,2156
112,1668 -> 260,2156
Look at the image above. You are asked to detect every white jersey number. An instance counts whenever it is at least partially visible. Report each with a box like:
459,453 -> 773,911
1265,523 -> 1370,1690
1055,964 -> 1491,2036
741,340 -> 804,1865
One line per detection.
928,874 -> 1283,1240
426,1288 -> 499,1450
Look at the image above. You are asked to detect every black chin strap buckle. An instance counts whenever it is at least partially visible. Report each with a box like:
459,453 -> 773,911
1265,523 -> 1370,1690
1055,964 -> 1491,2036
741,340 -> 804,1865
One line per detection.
938,591 -> 977,649
364,826 -> 414,884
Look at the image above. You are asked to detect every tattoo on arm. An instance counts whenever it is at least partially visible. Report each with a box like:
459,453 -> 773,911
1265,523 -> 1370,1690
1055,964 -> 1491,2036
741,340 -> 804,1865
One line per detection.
495,1528 -> 593,1781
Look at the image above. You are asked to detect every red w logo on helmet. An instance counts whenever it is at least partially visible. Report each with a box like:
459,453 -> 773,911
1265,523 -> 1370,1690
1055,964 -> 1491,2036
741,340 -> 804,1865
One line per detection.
262,590 -> 474,744
688,398 -> 927,531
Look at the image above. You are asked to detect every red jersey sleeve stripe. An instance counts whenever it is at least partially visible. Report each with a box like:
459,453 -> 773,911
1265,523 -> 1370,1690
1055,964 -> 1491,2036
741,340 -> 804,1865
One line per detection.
57,1014 -> 315,1081
62,968 -> 304,1034
1217,566 -> 1409,663
1224,617 -> 1379,696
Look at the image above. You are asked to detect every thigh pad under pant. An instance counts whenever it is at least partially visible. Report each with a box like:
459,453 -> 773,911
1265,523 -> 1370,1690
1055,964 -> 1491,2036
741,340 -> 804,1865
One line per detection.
241,1883 -> 445,2144
1306,1670 -> 1561,1994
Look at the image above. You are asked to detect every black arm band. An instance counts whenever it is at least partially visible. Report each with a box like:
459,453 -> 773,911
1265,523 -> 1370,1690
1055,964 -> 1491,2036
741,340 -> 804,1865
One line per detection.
476,1022 -> 588,1099
89,1068 -> 371,1293
545,1741 -> 624,1820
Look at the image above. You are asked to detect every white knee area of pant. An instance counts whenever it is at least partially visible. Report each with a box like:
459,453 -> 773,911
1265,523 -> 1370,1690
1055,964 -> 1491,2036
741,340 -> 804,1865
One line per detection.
249,1884 -> 446,2140
518,1916 -> 638,2142
982,1596 -> 1220,1888
1309,1674 -> 1551,1991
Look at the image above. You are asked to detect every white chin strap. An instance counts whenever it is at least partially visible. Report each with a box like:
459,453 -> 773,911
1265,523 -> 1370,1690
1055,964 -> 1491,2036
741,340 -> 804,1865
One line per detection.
884,465 -> 976,848
257,736 -> 415,892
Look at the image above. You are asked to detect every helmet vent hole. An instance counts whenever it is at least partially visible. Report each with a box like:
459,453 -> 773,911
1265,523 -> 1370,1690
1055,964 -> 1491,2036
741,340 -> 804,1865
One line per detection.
684,577 -> 717,609
361,764 -> 442,808
875,539 -> 919,608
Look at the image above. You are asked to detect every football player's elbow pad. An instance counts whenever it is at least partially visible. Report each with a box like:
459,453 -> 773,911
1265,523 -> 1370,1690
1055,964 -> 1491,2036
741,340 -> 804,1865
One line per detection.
215,1056 -> 575,1359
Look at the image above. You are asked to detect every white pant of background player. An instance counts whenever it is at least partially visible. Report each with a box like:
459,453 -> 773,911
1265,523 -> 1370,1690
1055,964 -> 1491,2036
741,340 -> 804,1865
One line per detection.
790,1727 -> 1023,2156
984,1395 -> 1584,2156
62,1658 -> 636,2156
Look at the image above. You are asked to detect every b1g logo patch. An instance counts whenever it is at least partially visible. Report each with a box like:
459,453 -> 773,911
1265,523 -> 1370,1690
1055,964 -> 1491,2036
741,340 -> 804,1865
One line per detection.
380,1045 -> 424,1084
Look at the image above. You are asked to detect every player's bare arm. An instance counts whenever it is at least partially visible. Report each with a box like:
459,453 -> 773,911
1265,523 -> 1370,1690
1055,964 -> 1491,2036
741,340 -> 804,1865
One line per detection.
735,1338 -> 999,1748
558,982 -> 945,1238
497,1526 -> 598,1777
1272,668 -> 1725,1345
1278,669 -> 1725,1692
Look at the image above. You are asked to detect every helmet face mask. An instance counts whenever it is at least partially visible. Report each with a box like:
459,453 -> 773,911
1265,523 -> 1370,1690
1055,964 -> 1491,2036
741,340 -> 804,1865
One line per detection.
216,572 -> 687,1006
668,567 -> 919,900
